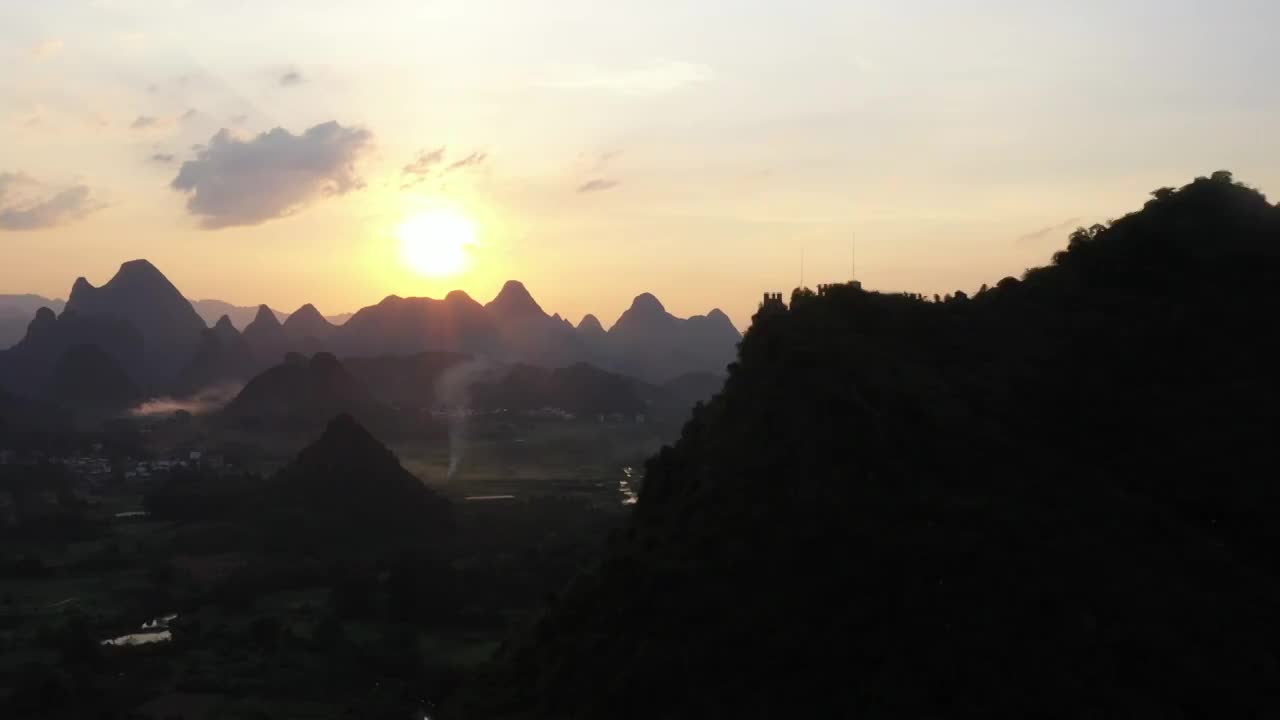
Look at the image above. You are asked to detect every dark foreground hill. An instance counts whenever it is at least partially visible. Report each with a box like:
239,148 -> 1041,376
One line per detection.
221,352 -> 385,429
147,414 -> 452,554
451,172 -> 1280,718
255,414 -> 453,551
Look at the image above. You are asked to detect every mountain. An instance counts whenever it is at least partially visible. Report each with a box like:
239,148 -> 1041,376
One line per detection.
45,344 -> 143,412
173,315 -> 258,396
327,283 -> 736,382
63,259 -> 207,385
484,281 -> 585,366
255,414 -> 453,550
240,304 -> 288,363
221,352 -> 384,428
145,414 -> 452,553
344,352 -> 473,409
485,279 -> 545,319
654,370 -> 725,414
191,299 -> 286,330
472,362 -> 650,417
0,386 -> 68,433
330,291 -> 502,359
603,293 -> 741,382
577,313 -> 605,337
4,266 -> 741,397
0,307 -> 145,396
453,173 -> 1280,718
191,299 -> 350,330
281,303 -> 336,343
0,294 -> 65,349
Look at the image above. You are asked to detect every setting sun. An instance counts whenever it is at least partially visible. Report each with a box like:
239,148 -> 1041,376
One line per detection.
398,210 -> 478,278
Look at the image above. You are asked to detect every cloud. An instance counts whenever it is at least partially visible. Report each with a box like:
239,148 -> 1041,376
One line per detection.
180,108 -> 199,121
577,178 -> 619,193
541,60 -> 713,96
171,121 -> 373,229
151,153 -> 175,164
131,115 -> 159,130
0,173 -> 101,231
0,173 -> 33,204
403,147 -> 445,178
445,151 -> 487,173
596,149 -> 622,169
1017,217 -> 1082,243
400,147 -> 485,190
279,70 -> 304,87
30,39 -> 64,60
229,113 -> 249,125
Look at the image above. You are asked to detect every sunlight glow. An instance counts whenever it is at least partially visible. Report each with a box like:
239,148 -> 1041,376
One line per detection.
398,210 -> 478,278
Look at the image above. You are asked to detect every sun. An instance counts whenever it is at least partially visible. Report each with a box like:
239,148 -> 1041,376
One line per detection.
398,210 -> 478,277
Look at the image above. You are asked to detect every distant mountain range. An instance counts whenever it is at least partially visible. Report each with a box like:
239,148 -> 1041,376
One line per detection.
219,350 -> 724,435
0,294 -> 66,349
189,299 -> 352,331
0,260 -> 739,411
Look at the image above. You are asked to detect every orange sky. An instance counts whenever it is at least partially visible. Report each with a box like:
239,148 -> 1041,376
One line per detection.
4,1 -> 1279,329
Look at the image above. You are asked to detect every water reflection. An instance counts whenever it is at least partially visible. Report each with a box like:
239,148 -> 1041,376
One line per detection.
102,613 -> 178,646
620,467 -> 638,505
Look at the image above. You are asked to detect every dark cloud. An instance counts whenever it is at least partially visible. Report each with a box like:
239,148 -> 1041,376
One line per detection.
1017,216 -> 1082,243
170,121 -> 373,229
279,70 -> 304,87
131,115 -> 159,130
151,153 -> 176,164
229,114 -> 249,125
0,174 -> 100,231
180,108 -> 199,121
577,178 -> 619,193
445,151 -> 487,173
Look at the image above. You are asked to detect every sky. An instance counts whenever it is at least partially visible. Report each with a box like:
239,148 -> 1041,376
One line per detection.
2,0 -> 1278,330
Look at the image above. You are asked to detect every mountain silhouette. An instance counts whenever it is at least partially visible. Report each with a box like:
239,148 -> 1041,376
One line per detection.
173,315 -> 258,396
482,280 -> 585,366
221,352 -> 384,429
240,304 -> 287,360
63,259 -> 207,384
452,172 -> 1280,718
605,293 -> 740,382
5,265 -> 741,395
331,291 -> 502,359
0,294 -> 66,350
485,280 -> 545,318
281,303 -> 336,343
190,299 -> 286,330
45,343 -> 143,412
472,361 -> 650,417
344,352 -> 473,408
577,313 -> 605,337
256,414 -> 452,548
0,307 -> 144,398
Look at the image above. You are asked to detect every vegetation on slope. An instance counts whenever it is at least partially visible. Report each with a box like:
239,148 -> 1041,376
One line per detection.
453,172 -> 1280,719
